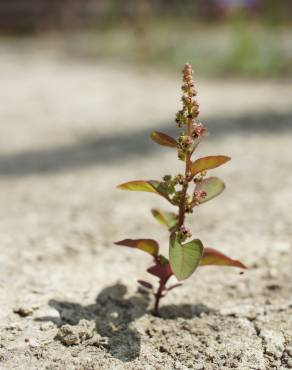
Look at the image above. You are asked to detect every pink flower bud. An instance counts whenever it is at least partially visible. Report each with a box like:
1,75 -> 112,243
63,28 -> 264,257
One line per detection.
179,225 -> 192,238
194,190 -> 207,199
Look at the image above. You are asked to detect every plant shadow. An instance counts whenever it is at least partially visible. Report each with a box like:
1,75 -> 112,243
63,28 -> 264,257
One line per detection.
158,302 -> 215,320
36,283 -> 215,361
1,110 -> 291,177
36,283 -> 150,362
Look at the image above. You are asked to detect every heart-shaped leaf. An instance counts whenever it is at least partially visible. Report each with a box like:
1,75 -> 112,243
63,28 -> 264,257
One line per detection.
169,236 -> 203,281
195,177 -> 225,204
200,248 -> 246,269
151,208 -> 178,229
114,238 -> 159,256
150,131 -> 178,148
191,155 -> 231,177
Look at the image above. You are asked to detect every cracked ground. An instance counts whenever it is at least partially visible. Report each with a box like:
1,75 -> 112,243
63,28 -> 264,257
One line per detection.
0,39 -> 292,369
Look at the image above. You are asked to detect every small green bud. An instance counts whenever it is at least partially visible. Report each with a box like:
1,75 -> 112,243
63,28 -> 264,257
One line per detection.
175,174 -> 184,185
173,190 -> 182,205
163,175 -> 172,181
178,150 -> 186,161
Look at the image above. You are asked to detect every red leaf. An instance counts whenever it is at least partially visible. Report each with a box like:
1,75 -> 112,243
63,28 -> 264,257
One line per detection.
150,131 -> 178,148
167,283 -> 183,292
147,262 -> 173,283
137,280 -> 153,290
191,155 -> 231,177
114,238 -> 159,256
200,247 -> 246,269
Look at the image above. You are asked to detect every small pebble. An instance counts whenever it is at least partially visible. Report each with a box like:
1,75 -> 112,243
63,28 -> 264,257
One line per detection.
28,338 -> 40,348
260,329 -> 284,359
287,359 -> 292,368
267,268 -> 277,279
56,320 -> 95,346
287,347 -> 292,357
40,322 -> 55,331
13,307 -> 33,317
273,241 -> 290,253
6,323 -> 23,331
109,311 -> 119,319
24,337 -> 40,348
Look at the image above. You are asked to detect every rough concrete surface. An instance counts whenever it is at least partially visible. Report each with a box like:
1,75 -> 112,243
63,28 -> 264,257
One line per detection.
0,40 -> 292,369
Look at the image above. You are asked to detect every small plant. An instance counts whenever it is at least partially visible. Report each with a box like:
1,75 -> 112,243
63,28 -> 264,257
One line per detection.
115,63 -> 246,315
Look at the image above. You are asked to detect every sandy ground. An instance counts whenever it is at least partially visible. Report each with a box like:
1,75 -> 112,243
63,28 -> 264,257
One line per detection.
0,41 -> 292,369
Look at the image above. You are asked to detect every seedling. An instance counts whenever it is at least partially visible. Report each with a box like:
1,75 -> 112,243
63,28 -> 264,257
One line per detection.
115,64 -> 246,315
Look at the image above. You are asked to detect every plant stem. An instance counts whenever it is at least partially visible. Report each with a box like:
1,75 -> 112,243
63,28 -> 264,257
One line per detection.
153,280 -> 165,316
177,121 -> 193,229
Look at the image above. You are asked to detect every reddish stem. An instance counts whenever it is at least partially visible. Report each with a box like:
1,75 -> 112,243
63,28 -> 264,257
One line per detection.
177,121 -> 193,229
153,275 -> 171,316
153,282 -> 164,316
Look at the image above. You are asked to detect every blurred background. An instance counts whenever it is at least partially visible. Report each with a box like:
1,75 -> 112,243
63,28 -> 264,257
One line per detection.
1,0 -> 292,76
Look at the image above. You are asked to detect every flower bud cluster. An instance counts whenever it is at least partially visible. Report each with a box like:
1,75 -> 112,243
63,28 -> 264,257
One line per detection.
173,190 -> 190,206
172,64 -> 211,239
177,225 -> 192,242
192,122 -> 207,139
191,189 -> 207,207
175,63 -> 199,128
158,175 -> 177,195
194,190 -> 207,199
193,170 -> 207,183
175,63 -> 208,161
158,175 -> 190,205
178,133 -> 194,149
177,133 -> 193,161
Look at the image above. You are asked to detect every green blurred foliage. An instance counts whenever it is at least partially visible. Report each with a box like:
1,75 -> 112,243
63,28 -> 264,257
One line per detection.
1,0 -> 291,78
65,17 -> 292,78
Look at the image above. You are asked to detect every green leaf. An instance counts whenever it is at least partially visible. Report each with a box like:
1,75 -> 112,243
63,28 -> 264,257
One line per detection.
169,236 -> 203,281
150,131 -> 178,148
191,155 -> 231,177
114,238 -> 159,256
117,180 -> 160,194
200,248 -> 246,269
195,177 -> 225,204
151,208 -> 178,229
117,180 -> 176,205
